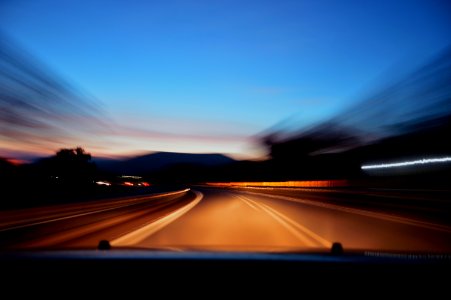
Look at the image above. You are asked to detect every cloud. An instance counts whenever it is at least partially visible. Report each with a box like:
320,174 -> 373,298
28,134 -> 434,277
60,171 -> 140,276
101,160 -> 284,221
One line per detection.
111,125 -> 254,144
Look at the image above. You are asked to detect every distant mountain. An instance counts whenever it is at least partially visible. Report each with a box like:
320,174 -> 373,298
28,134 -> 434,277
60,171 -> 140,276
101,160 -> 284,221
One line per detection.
93,152 -> 236,174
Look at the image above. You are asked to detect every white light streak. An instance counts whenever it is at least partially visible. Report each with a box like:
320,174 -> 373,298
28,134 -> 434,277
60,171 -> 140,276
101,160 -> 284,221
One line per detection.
120,175 -> 142,179
96,181 -> 111,186
361,157 -> 451,170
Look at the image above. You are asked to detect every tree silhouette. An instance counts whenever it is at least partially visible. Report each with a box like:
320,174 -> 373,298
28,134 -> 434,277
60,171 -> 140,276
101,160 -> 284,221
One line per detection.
55,147 -> 91,164
40,147 -> 96,186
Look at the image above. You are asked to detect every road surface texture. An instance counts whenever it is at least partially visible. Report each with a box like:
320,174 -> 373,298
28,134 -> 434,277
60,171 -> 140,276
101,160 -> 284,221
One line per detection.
1,187 -> 450,252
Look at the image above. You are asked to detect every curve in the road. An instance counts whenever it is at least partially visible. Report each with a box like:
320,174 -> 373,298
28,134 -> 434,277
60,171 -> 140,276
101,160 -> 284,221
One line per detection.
111,191 -> 204,246
0,189 -> 191,233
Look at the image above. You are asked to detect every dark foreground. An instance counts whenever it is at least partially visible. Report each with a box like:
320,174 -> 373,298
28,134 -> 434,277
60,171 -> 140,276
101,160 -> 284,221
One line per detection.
1,186 -> 450,292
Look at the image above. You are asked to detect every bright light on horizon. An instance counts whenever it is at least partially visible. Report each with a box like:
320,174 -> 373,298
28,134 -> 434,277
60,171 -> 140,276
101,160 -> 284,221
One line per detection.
361,157 -> 451,170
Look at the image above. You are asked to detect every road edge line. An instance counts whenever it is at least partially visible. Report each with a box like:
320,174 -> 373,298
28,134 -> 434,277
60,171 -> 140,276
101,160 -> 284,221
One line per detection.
0,189 -> 191,233
110,191 -> 203,246
241,190 -> 451,233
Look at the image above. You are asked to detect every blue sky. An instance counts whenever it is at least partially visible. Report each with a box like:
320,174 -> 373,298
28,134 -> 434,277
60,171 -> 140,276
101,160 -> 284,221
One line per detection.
1,0 -> 450,159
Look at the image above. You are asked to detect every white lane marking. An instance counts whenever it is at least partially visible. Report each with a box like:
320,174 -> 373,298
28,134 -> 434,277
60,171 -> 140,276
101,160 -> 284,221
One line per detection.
238,195 -> 325,247
235,195 -> 324,247
238,193 -> 328,247
111,191 -> 204,246
240,191 -> 451,233
0,189 -> 190,233
253,201 -> 317,246
242,196 -> 331,247
0,192 -> 190,228
234,195 -> 259,211
258,202 -> 331,248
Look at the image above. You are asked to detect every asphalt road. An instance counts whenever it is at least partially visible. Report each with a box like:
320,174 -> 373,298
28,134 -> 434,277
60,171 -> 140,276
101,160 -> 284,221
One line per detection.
1,187 -> 450,252
0,189 -> 195,249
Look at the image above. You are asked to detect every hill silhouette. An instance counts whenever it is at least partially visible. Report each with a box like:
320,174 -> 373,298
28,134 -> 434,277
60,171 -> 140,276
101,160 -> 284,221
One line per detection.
94,151 -> 235,175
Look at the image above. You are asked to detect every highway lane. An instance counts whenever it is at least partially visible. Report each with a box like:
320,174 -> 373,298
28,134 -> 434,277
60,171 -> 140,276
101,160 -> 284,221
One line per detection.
1,186 -> 450,252
113,187 -> 451,252
0,189 -> 196,249
0,189 -> 191,232
235,186 -> 451,226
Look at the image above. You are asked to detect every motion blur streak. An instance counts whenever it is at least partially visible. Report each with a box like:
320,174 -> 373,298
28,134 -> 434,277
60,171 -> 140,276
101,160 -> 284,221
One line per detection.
0,34 -> 107,157
362,157 -> 451,169
0,189 -> 190,232
206,180 -> 348,188
263,47 -> 451,185
0,189 -> 194,249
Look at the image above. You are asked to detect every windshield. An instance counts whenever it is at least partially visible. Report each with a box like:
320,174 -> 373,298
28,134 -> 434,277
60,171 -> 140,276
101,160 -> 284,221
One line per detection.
0,0 -> 450,254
